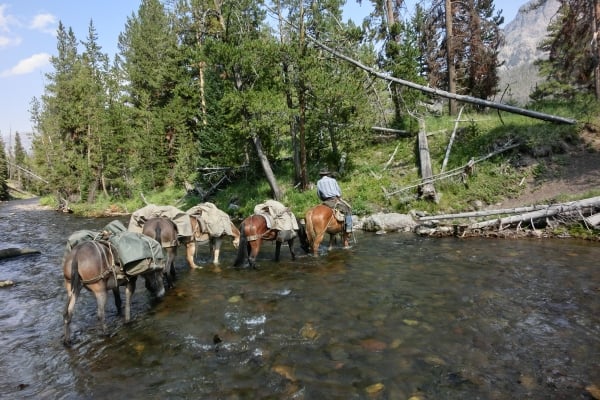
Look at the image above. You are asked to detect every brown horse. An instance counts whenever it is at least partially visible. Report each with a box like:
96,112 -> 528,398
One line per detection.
189,215 -> 240,264
233,214 -> 301,269
303,204 -> 350,256
62,240 -> 165,346
142,217 -> 179,288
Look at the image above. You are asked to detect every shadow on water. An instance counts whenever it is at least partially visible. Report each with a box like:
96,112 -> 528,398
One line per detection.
0,198 -> 599,399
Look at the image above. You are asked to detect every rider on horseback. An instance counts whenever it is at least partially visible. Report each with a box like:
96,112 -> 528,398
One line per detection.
316,169 -> 353,233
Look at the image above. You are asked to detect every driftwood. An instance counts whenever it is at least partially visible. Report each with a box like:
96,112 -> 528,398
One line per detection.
467,196 -> 600,230
0,247 -> 41,260
585,213 -> 600,227
419,205 -> 551,221
415,196 -> 600,238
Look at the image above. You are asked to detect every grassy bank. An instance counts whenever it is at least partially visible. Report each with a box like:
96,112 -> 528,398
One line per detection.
43,97 -> 600,221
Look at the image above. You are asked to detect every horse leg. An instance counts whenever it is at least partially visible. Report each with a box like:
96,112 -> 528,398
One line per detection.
164,247 -> 176,288
63,280 -> 80,345
113,287 -> 122,316
186,241 -> 202,269
313,231 -> 326,256
124,277 -> 137,322
212,237 -> 223,264
93,289 -> 109,335
248,240 -> 259,269
274,241 -> 282,261
342,232 -> 350,248
288,238 -> 296,260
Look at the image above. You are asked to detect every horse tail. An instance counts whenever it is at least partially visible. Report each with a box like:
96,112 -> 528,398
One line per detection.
305,208 -> 316,244
296,217 -> 310,254
233,221 -> 247,267
154,224 -> 162,244
69,252 -> 81,295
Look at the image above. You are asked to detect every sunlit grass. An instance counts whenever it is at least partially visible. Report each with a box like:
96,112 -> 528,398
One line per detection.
51,96 -> 600,218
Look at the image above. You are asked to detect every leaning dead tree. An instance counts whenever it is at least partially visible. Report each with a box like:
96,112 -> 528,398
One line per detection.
308,36 -> 576,125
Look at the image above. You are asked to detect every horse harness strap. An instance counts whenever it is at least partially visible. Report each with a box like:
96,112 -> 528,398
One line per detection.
315,211 -> 336,241
80,240 -> 122,285
246,228 -> 276,242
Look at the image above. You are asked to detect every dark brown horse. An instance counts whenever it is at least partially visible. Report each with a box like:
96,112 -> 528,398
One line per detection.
142,217 -> 178,288
62,240 -> 165,346
304,204 -> 350,256
233,214 -> 302,269
189,215 -> 240,264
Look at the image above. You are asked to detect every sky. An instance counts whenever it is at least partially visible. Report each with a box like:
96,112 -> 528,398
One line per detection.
0,0 -> 525,151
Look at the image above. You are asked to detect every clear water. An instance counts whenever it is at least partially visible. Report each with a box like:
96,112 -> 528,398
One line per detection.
0,198 -> 598,399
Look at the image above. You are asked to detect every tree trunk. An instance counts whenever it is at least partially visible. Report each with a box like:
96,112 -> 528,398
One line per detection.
417,119 -> 437,201
251,135 -> 282,200
593,0 -> 600,100
419,204 -> 552,221
445,0 -> 457,115
297,3 -> 309,190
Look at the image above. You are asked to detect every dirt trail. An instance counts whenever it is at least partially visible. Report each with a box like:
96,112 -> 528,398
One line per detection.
495,129 -> 600,209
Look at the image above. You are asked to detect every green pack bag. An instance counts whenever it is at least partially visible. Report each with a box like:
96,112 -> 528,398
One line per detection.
108,231 -> 165,275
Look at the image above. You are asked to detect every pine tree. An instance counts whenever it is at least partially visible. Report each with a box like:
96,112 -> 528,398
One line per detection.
272,0 -> 377,189
118,0 -> 181,189
420,0 -> 504,105
532,0 -> 598,100
32,22 -> 87,203
12,132 -> 26,187
0,136 -> 9,200
80,20 -> 112,202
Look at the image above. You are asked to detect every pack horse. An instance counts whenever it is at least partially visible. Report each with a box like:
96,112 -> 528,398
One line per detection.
62,223 -> 165,345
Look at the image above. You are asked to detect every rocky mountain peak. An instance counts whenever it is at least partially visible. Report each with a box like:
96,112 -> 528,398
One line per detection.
496,0 -> 560,104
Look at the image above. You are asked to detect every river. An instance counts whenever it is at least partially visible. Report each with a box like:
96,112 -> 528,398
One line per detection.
0,198 -> 598,399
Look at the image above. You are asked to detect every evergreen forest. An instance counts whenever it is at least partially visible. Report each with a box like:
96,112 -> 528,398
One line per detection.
2,0 -> 599,217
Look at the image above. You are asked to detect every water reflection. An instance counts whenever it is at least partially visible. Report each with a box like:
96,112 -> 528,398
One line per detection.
0,199 -> 598,399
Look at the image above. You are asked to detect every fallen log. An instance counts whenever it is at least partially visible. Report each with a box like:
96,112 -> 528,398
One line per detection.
584,213 -> 600,227
0,247 -> 41,260
419,204 -> 551,221
467,196 -> 600,230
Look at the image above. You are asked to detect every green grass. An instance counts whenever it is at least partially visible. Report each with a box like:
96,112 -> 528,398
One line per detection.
57,96 -> 600,218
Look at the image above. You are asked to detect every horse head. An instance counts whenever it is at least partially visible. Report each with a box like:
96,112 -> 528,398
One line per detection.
144,269 -> 166,299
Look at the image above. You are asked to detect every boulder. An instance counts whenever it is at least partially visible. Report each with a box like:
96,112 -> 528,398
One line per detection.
358,213 -> 417,232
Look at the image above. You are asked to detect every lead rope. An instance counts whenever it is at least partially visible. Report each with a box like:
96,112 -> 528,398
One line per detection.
105,241 -> 119,283
140,235 -> 161,270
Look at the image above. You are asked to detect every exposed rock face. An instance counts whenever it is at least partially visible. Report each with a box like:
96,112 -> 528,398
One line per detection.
496,0 -> 560,105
